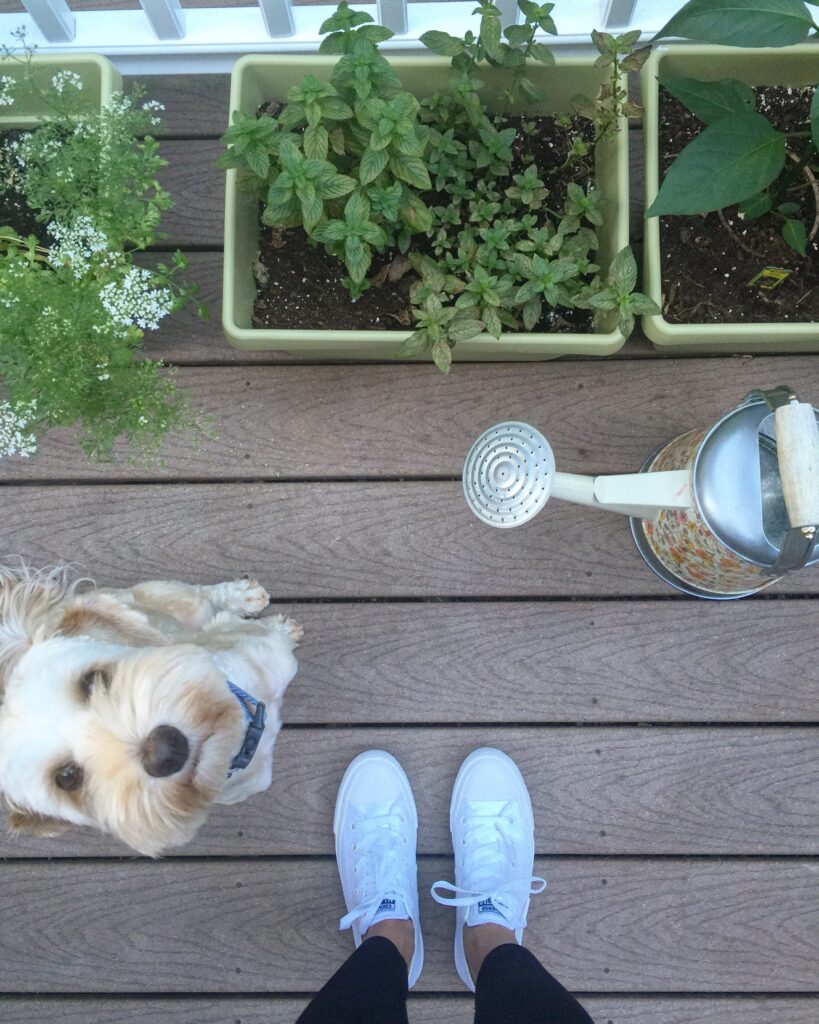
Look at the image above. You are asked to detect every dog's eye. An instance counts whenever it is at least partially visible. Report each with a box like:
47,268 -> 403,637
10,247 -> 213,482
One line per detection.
79,668 -> 109,699
55,762 -> 83,792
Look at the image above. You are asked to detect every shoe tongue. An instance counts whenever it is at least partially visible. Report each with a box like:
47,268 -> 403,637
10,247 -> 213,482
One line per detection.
465,894 -> 510,927
369,893 -> 409,926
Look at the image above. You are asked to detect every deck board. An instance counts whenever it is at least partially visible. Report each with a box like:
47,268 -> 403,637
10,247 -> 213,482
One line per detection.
5,480 -> 819,597
0,357 -> 816,480
5,996 -> 819,1024
2,727 -> 817,858
1,859 -> 817,993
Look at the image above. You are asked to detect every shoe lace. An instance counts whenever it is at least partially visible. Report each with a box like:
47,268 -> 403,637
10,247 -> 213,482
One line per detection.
339,802 -> 411,935
430,802 -> 546,920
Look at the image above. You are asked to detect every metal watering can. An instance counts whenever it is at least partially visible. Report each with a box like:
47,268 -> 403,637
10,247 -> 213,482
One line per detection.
463,386 -> 819,599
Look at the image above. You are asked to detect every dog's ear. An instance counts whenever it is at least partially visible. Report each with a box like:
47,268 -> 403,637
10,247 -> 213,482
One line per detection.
0,565 -> 74,689
5,801 -> 69,838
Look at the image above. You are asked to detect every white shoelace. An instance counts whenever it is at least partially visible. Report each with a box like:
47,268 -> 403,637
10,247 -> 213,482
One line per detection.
431,802 -> 546,922
339,803 -> 411,935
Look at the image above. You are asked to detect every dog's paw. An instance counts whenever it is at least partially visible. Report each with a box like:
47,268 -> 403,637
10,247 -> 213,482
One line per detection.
213,579 -> 270,618
284,617 -> 304,644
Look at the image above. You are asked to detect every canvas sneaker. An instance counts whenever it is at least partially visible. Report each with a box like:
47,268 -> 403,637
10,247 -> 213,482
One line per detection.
334,750 -> 424,987
431,747 -> 546,991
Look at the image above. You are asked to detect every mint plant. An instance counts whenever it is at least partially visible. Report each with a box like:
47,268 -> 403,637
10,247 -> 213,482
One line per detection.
220,2 -> 432,296
0,39 -> 202,460
647,0 -> 819,258
222,2 -> 656,371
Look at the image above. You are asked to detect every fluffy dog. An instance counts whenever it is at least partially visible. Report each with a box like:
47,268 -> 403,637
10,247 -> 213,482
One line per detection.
0,564 -> 300,856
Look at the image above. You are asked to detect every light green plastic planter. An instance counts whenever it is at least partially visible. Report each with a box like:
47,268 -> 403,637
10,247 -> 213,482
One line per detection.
642,43 -> 819,352
0,54 -> 121,129
223,54 -> 630,359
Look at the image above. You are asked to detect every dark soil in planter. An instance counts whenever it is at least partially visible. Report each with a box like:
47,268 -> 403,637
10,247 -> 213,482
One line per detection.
0,130 -> 50,242
253,113 -> 595,334
659,86 -> 819,325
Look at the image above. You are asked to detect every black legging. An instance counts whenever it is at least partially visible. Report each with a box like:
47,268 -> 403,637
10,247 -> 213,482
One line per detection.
295,935 -> 595,1024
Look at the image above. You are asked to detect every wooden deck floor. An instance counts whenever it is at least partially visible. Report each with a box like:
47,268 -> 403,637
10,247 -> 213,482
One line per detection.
1,73 -> 818,1024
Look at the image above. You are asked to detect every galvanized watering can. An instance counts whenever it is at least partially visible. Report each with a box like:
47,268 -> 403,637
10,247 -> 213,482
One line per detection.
463,386 -> 819,599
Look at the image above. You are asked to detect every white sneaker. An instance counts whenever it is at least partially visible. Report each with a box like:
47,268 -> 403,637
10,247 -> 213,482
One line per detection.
431,748 -> 546,991
334,750 -> 424,987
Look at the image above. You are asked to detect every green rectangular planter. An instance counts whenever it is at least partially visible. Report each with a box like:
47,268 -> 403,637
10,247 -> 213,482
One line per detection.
223,54 -> 630,360
0,53 -> 121,129
642,43 -> 819,353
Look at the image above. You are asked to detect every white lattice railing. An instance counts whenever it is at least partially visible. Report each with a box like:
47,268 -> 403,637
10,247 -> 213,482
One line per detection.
0,0 -> 688,73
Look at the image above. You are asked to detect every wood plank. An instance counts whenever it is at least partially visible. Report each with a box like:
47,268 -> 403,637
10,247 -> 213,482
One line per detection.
128,74 -> 231,139
2,356 -> 817,481
2,727 -> 817,858
0,859 -> 816,993
4,481 -> 818,596
157,140 -> 224,248
4,996 -> 818,1024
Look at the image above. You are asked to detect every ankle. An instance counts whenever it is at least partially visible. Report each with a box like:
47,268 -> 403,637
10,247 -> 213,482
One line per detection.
463,922 -> 517,982
363,918 -> 415,970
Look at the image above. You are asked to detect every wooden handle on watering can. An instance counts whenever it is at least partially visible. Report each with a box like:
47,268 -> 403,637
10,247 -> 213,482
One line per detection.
775,400 -> 819,529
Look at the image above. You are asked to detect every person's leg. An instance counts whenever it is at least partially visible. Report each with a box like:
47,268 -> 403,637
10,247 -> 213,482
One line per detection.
296,750 -> 424,1024
295,934 -> 410,1024
432,748 -> 594,1024
471,938 -> 595,1024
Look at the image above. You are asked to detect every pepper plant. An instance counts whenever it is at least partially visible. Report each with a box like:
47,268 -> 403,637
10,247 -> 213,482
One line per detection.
646,0 -> 819,258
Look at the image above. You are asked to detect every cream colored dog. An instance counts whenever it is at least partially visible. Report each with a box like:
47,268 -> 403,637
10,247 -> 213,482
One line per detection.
0,564 -> 300,856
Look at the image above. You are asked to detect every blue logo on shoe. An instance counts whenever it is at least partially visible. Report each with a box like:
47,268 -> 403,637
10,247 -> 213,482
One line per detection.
378,898 -> 396,913
477,898 -> 497,914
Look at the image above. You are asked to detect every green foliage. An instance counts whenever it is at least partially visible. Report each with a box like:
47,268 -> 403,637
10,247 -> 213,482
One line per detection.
646,4 -> 819,260
0,45 -> 202,461
648,110 -> 788,216
570,30 -> 649,144
222,2 -> 646,371
220,1 -> 431,282
660,76 -> 755,124
653,0 -> 816,48
578,246 -> 659,338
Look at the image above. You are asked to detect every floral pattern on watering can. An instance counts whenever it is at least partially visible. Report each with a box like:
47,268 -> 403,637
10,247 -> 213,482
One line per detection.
640,429 -> 774,596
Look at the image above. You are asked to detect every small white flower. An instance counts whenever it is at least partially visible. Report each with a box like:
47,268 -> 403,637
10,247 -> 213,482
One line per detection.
0,400 -> 38,459
99,266 -> 174,333
48,218 -> 112,279
51,70 -> 83,94
0,74 -> 15,108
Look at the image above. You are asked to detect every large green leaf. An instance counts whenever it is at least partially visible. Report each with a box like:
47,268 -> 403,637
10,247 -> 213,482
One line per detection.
420,30 -> 465,56
653,0 -> 815,47
359,147 -> 390,185
782,218 -> 807,256
647,111 -> 787,216
661,75 -> 755,124
303,124 -> 329,161
345,235 -> 371,282
389,155 -> 432,191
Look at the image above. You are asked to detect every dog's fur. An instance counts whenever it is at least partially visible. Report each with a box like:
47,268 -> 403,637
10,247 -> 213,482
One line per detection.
0,565 -> 300,856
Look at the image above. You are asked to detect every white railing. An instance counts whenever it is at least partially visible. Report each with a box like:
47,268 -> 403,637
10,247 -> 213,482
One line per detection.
1,0 -> 689,74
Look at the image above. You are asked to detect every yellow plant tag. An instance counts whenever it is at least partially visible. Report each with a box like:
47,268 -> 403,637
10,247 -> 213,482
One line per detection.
747,267 -> 792,290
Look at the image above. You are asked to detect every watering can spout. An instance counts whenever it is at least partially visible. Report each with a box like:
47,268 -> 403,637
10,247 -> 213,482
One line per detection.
550,470 -> 692,520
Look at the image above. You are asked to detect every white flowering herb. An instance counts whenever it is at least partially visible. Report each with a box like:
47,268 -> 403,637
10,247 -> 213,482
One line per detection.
0,401 -> 38,459
0,38 -> 204,462
51,69 -> 83,94
0,74 -> 15,108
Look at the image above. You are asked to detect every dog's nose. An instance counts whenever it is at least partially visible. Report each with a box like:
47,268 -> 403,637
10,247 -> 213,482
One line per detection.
141,725 -> 190,778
